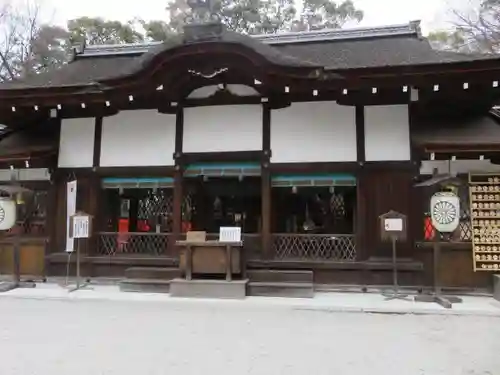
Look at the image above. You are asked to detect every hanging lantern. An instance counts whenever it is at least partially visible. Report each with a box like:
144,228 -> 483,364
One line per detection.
430,192 -> 460,233
0,198 -> 17,230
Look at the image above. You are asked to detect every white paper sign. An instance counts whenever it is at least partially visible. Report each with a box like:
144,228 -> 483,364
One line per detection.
219,227 -> 241,242
72,215 -> 90,239
384,218 -> 403,232
66,180 -> 77,252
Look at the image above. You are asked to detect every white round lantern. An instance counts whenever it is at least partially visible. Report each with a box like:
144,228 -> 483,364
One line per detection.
0,198 -> 17,231
430,192 -> 460,233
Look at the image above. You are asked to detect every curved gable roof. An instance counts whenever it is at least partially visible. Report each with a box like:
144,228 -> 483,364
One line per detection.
1,21 -> 500,91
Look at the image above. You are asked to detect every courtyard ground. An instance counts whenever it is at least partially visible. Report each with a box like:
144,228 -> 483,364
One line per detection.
0,289 -> 499,375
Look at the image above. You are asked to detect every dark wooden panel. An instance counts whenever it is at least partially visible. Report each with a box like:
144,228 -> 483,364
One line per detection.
358,167 -> 416,258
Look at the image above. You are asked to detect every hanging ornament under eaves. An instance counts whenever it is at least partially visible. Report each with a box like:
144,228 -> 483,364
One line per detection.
430,192 -> 460,233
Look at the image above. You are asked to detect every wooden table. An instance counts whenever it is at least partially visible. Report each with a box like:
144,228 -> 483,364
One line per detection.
176,240 -> 245,281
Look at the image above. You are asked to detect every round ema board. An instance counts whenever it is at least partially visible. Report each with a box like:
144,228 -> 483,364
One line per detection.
430,192 -> 460,233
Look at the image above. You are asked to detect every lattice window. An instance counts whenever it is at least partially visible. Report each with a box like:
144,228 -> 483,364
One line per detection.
137,190 -> 173,229
5,190 -> 48,236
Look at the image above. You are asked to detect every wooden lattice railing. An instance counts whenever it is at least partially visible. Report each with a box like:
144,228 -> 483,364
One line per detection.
272,234 -> 356,261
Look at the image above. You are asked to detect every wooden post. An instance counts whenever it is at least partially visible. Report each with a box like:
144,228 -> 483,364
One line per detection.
172,168 -> 183,255
261,166 -> 272,259
261,104 -> 272,260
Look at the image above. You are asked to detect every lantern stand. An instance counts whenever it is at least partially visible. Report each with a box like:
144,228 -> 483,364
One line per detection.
0,185 -> 37,293
414,231 -> 463,308
414,175 -> 464,309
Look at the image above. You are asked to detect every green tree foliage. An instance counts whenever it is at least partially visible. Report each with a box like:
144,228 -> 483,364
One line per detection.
67,17 -> 144,45
0,0 -> 364,81
161,0 -> 363,36
0,0 -> 68,81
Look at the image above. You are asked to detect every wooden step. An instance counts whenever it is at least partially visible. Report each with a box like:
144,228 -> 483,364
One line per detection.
248,281 -> 314,298
124,267 -> 181,280
247,269 -> 313,283
119,278 -> 171,293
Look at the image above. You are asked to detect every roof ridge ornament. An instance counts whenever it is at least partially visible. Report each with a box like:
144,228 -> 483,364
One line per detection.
184,0 -> 224,42
185,0 -> 220,25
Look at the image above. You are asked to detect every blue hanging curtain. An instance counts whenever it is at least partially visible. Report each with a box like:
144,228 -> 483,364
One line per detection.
271,174 -> 356,187
184,162 -> 261,177
102,177 -> 174,189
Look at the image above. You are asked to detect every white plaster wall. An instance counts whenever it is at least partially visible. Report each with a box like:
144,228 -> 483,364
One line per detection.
270,101 -> 356,163
420,160 -> 500,175
100,110 -> 176,167
364,105 -> 411,161
188,84 -> 259,99
58,118 -> 95,168
183,105 -> 262,153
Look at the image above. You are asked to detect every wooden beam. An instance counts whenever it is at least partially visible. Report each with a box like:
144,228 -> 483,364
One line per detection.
180,151 -> 264,165
355,105 -> 365,163
92,116 -> 103,168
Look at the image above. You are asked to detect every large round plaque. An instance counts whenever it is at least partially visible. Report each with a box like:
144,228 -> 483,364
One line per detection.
0,198 -> 16,231
430,192 -> 460,233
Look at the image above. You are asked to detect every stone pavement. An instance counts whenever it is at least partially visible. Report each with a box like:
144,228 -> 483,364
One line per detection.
0,286 -> 499,375
0,282 -> 500,317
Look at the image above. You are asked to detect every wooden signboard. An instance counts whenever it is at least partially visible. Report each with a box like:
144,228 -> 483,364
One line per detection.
69,211 -> 93,239
379,211 -> 407,242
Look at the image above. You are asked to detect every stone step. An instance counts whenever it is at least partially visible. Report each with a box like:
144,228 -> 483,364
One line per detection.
170,278 -> 248,299
124,267 -> 181,280
119,278 -> 171,294
248,281 -> 314,298
247,269 -> 313,283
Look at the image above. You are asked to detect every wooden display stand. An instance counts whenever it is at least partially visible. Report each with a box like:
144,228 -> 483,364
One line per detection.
172,230 -> 248,299
469,173 -> 500,272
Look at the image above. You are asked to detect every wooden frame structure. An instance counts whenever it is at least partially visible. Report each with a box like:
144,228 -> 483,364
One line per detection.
1,21 -> 500,290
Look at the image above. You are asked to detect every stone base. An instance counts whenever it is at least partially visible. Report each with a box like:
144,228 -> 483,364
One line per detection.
248,282 -> 314,298
119,279 -> 171,294
170,278 -> 248,299
494,275 -> 500,302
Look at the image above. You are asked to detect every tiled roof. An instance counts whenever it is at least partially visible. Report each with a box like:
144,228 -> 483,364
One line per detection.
1,21 -> 499,90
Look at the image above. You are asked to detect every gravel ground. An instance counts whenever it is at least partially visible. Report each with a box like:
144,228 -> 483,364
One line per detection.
0,298 -> 499,375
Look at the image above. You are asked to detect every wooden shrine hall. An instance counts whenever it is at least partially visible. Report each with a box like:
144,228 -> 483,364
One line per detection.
1,18 -> 500,295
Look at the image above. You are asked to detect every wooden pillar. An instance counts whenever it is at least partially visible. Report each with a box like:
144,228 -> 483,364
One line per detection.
261,104 -> 272,259
172,168 -> 183,255
261,165 -> 272,259
86,174 -> 101,257
171,105 -> 184,255
355,105 -> 366,260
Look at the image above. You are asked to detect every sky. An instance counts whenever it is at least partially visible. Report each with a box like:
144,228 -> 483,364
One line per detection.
32,0 -> 479,34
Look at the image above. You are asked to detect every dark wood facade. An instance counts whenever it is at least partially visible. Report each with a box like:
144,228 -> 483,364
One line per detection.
1,21 -> 500,290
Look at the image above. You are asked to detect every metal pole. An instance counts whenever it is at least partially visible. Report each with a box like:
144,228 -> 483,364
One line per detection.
76,238 -> 81,290
382,235 -> 408,300
392,236 -> 398,294
13,234 -> 21,286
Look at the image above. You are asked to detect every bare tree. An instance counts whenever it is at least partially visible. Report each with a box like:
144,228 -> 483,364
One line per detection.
0,0 -> 68,82
430,0 -> 500,53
